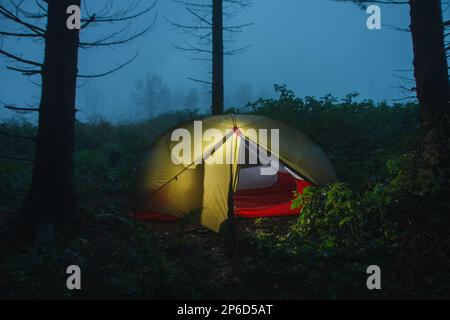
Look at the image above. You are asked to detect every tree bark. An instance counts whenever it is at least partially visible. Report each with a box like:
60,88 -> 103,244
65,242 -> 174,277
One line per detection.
212,0 -> 224,115
409,0 -> 450,169
21,0 -> 80,243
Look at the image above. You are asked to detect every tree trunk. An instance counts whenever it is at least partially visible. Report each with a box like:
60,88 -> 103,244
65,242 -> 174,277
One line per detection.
21,0 -> 80,243
409,0 -> 450,169
212,0 -> 224,115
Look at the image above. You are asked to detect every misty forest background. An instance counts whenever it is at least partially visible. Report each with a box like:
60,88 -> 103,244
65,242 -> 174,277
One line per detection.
1,0 -> 449,299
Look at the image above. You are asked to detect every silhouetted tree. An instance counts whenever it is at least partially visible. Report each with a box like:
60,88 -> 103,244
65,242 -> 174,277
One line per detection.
409,0 -> 449,169
132,73 -> 172,118
337,0 -> 449,169
169,0 -> 252,115
0,0 -> 157,243
212,0 -> 224,115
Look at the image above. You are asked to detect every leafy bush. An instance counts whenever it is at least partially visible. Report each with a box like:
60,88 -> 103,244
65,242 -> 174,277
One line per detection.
236,151 -> 450,299
2,87 -> 448,299
243,85 -> 419,188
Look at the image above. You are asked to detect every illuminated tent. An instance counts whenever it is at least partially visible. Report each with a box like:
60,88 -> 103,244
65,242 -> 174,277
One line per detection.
130,114 -> 336,233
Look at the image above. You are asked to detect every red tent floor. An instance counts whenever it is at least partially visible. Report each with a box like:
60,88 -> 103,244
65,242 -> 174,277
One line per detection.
234,171 -> 310,218
131,171 -> 310,222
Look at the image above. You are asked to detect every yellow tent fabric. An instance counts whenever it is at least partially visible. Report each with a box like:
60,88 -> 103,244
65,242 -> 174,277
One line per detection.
201,132 -> 241,232
132,114 -> 337,232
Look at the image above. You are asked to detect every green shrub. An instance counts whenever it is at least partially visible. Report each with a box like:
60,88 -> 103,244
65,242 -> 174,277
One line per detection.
236,151 -> 449,298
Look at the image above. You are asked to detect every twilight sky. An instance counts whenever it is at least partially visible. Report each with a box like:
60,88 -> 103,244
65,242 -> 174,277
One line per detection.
1,0 -> 446,122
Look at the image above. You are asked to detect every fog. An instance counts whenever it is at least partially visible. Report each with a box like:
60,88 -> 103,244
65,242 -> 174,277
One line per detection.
0,0 -> 431,122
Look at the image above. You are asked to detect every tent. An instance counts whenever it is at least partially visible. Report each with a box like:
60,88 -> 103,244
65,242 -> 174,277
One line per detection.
130,114 -> 336,233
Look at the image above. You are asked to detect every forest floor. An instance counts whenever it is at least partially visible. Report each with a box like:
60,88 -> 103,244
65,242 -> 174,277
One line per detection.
143,215 -> 298,291
0,207 -> 299,299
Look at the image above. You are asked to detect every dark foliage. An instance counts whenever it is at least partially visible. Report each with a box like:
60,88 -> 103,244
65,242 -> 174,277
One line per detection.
1,88 -> 448,299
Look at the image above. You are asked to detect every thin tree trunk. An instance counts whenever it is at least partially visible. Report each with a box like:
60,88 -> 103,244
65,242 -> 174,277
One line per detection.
409,0 -> 450,169
212,0 -> 224,115
21,0 -> 80,243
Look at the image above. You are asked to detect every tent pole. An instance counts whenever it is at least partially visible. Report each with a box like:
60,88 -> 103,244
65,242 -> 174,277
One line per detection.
227,162 -> 236,250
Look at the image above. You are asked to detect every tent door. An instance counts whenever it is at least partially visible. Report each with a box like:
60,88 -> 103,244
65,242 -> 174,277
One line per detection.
200,135 -> 240,232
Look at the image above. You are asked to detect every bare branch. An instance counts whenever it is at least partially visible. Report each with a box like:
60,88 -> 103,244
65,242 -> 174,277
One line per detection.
174,41 -> 212,54
81,0 -> 158,26
187,77 -> 212,85
77,53 -> 138,78
6,66 -> 41,75
173,0 -> 212,8
0,30 -> 43,38
79,13 -> 157,48
392,96 -> 418,102
393,73 -> 415,83
384,24 -> 410,32
170,0 -> 252,58
224,45 -> 250,55
0,48 -> 42,67
12,0 -> 47,20
1,100 -> 39,112
0,4 -> 46,36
